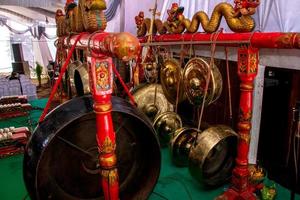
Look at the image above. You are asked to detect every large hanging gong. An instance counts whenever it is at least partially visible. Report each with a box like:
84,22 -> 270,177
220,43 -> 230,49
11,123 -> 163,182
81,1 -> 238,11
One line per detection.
183,58 -> 222,106
132,83 -> 174,121
188,125 -> 237,187
160,59 -> 185,105
23,95 -> 161,200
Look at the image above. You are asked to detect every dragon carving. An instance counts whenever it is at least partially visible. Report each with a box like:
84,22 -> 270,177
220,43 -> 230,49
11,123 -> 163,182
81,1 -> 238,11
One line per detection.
55,0 -> 107,37
136,0 -> 260,37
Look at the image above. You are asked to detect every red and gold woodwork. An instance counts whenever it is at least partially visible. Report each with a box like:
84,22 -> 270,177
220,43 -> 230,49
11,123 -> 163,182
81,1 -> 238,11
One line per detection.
49,0 -> 300,199
218,46 -> 259,200
49,6 -> 140,198
88,55 -> 118,200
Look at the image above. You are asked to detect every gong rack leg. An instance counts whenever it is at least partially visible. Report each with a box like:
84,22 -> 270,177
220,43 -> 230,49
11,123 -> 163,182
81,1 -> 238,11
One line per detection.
88,55 -> 119,200
218,46 -> 259,199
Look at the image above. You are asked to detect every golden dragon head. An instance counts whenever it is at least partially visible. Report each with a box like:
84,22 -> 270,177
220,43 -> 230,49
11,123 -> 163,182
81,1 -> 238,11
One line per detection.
135,11 -> 145,29
166,3 -> 184,28
82,0 -> 107,11
234,0 -> 260,16
55,9 -> 65,19
64,0 -> 77,17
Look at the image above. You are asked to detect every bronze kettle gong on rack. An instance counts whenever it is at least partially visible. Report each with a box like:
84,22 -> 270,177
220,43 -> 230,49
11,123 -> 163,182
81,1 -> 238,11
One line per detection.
153,111 -> 182,147
131,83 -> 174,121
170,125 -> 237,187
170,127 -> 198,167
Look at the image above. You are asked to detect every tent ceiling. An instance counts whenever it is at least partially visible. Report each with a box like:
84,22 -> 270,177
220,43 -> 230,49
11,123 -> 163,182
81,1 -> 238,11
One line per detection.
0,0 -> 64,9
0,0 -> 65,25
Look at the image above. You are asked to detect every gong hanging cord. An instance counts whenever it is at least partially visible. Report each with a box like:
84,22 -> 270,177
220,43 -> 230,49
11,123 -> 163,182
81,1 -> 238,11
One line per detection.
188,33 -> 197,59
195,30 -> 221,139
112,63 -> 137,106
293,121 -> 300,196
39,32 -> 85,122
174,44 -> 186,113
224,47 -> 233,123
153,47 -> 160,107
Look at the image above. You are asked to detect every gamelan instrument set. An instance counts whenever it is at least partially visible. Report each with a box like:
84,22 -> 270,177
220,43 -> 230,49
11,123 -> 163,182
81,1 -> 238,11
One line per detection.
19,0 -> 300,200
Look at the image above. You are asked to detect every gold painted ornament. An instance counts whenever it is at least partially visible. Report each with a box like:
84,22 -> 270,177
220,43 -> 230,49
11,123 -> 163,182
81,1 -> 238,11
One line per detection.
188,125 -> 238,187
160,58 -> 185,105
153,111 -> 182,147
136,1 -> 260,36
183,57 -> 222,106
132,84 -> 174,121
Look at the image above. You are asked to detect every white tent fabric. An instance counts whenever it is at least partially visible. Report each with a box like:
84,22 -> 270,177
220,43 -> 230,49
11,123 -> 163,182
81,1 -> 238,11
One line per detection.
31,35 -> 52,76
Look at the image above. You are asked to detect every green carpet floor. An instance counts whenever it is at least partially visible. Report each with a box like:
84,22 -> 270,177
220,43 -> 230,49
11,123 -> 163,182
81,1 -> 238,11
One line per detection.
0,98 -> 299,200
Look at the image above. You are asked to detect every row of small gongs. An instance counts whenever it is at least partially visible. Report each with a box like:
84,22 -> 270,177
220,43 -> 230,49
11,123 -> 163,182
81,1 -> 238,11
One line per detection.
132,83 -> 237,187
133,57 -> 236,186
151,109 -> 237,186
144,57 -> 223,106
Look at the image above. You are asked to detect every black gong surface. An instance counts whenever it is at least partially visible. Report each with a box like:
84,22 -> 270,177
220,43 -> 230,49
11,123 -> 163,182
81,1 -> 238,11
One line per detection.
23,95 -> 161,200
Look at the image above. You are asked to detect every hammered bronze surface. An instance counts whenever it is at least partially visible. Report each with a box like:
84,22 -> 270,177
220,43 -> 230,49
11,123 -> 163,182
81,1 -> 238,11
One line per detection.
132,84 -> 174,121
183,57 -> 222,106
188,125 -> 237,187
153,111 -> 182,147
160,58 -> 185,105
170,127 -> 198,167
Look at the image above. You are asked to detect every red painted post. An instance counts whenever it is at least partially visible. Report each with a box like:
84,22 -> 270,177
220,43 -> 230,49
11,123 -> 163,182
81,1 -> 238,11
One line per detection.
58,32 -> 139,200
88,55 -> 119,200
218,46 -> 259,200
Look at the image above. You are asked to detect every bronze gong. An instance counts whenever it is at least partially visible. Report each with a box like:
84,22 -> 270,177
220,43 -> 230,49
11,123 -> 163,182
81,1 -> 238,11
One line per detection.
188,125 -> 237,187
183,57 -> 222,106
160,58 -> 185,105
153,111 -> 182,147
170,127 -> 198,167
68,61 -> 90,96
23,95 -> 161,200
132,83 -> 174,121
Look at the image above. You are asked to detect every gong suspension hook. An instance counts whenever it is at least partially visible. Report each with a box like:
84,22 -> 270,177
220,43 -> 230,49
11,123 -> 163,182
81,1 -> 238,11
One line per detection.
224,46 -> 233,124
174,44 -> 185,113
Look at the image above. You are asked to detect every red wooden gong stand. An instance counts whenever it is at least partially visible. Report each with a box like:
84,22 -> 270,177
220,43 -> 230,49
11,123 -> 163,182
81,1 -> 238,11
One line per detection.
41,16 -> 300,199
139,32 -> 300,200
40,32 -> 140,200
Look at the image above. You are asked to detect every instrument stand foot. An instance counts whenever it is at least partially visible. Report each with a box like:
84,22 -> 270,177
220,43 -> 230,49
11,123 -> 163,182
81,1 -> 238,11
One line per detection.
216,187 -> 258,200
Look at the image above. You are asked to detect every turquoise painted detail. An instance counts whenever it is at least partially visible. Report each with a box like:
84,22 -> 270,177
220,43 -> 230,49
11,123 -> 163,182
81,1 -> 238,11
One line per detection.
95,10 -> 102,29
